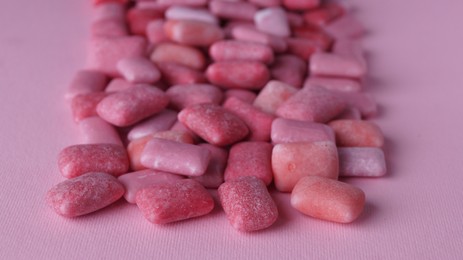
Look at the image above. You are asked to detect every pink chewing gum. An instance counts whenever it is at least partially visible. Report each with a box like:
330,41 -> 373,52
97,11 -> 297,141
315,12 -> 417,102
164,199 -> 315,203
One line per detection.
164,19 -> 224,47
127,131 -> 195,171
291,176 -> 365,223
127,109 -> 178,141
166,84 -> 223,110
71,92 -> 108,122
190,143 -> 228,188
339,92 -> 378,118
146,20 -> 169,44
87,36 -> 147,77
209,0 -> 258,21
254,7 -> 290,37
92,3 -> 126,22
338,147 -> 387,177
105,78 -> 132,93
249,0 -> 281,7
286,38 -> 324,60
270,54 -> 307,88
140,138 -> 211,176
210,40 -> 274,64
283,0 -> 320,10
218,176 -> 278,232
271,118 -> 335,144
157,62 -> 206,85
46,172 -> 125,217
286,11 -> 304,27
58,144 -> 129,178
223,97 -> 275,142
328,119 -> 384,147
224,89 -> 257,104
117,169 -> 184,203
224,142 -> 273,185
116,57 -> 161,84
303,3 -> 345,27
66,70 -> 108,101
178,103 -> 249,146
157,0 -> 208,7
78,116 -> 123,146
97,85 -> 169,127
276,85 -> 346,123
206,61 -> 270,90
126,8 -> 163,36
165,6 -> 218,24
91,19 -> 128,37
135,179 -> 214,224
272,141 -> 339,192
231,25 -> 288,53
334,107 -> 362,120
304,76 -> 361,92
324,14 -> 365,39
253,80 -> 298,115
150,42 -> 206,70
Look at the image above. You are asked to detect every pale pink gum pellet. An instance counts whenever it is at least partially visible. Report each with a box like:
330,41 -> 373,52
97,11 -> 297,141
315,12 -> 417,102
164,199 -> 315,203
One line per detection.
92,3 -> 126,22
71,92 -> 108,122
141,138 -> 211,176
146,20 -> 169,44
334,107 -> 362,120
283,0 -> 320,10
150,42 -> 206,70
253,80 -> 299,115
127,131 -> 195,171
286,38 -> 324,60
127,109 -> 178,141
91,19 -> 128,37
209,0 -> 258,21
78,116 -> 123,146
126,8 -> 164,36
190,143 -> 228,188
218,176 -> 278,232
328,119 -> 384,147
206,61 -> 270,90
135,179 -> 214,224
157,62 -> 206,85
178,103 -> 249,146
223,20 -> 255,38
271,118 -> 335,144
66,70 -> 108,101
270,55 -> 307,88
87,36 -> 147,77
286,11 -> 304,27
117,169 -> 184,203
164,20 -> 224,47
272,141 -> 339,192
324,13 -> 365,39
210,40 -> 274,64
249,0 -> 281,7
116,57 -> 161,84
105,78 -> 132,93
97,84 -> 169,127
157,0 -> 208,7
338,147 -> 387,177
223,97 -> 275,142
165,6 -> 218,24
58,144 -> 129,178
254,7 -> 290,37
231,25 -> 288,53
224,89 -> 257,104
224,142 -> 273,185
291,176 -> 365,223
166,84 -> 224,110
339,92 -> 378,118
292,25 -> 334,50
276,85 -> 346,123
170,120 -> 200,142
305,76 -> 361,93
46,172 -> 125,217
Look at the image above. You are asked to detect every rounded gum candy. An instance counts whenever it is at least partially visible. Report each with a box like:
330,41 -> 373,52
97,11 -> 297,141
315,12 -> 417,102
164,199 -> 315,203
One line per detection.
206,61 -> 270,90
135,179 -> 214,224
71,92 -> 108,122
46,172 -> 125,217
291,176 -> 365,223
178,103 -> 249,146
97,84 -> 169,127
157,62 -> 206,85
283,0 -> 320,10
165,6 -> 218,24
209,0 -> 258,21
218,176 -> 278,232
117,57 -> 161,84
304,76 -> 361,92
254,7 -> 290,37
210,40 -> 274,64
224,142 -> 273,185
270,55 -> 306,88
338,147 -> 387,177
127,109 -> 178,141
224,89 -> 257,104
150,42 -> 206,70
78,116 -> 123,146
303,3 -> 345,27
164,19 -> 224,47
166,84 -> 223,110
328,119 -> 384,147
272,141 -> 339,192
271,118 -> 335,144
126,8 -> 163,36
91,19 -> 128,37
253,80 -> 299,115
231,25 -> 288,53
58,144 -> 129,178
190,143 -> 228,189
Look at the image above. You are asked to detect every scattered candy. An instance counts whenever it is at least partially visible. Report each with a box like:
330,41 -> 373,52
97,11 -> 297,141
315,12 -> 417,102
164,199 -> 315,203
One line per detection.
48,0 -> 388,230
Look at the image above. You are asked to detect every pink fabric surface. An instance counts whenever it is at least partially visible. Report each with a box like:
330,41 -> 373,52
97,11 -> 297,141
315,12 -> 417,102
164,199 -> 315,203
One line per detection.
1,1 -> 463,259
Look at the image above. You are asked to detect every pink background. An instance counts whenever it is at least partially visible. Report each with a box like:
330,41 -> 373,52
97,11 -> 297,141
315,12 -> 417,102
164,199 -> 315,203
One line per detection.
1,0 -> 462,259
